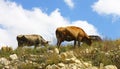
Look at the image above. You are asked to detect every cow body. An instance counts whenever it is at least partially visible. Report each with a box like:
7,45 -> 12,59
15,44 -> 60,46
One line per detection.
56,26 -> 92,48
17,34 -> 48,48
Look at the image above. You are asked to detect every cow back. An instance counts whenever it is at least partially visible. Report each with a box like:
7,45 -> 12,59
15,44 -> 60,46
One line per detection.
66,26 -> 89,39
17,34 -> 48,47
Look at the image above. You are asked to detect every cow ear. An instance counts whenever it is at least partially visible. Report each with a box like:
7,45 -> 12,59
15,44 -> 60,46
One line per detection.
87,36 -> 90,39
47,41 -> 50,43
22,35 -> 26,39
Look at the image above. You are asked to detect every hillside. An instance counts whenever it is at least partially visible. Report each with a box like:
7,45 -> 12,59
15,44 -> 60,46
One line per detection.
0,40 -> 120,69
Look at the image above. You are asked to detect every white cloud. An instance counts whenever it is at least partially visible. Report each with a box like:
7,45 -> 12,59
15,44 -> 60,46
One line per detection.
71,21 -> 99,35
64,0 -> 74,9
0,0 -> 100,49
92,0 -> 120,16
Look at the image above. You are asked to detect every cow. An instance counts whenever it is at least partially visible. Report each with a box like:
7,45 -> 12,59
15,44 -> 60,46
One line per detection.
56,26 -> 92,48
17,34 -> 49,48
88,35 -> 102,42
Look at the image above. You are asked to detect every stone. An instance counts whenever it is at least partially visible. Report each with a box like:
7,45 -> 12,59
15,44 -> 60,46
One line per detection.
25,60 -> 32,64
4,65 -> 10,69
54,48 -> 59,54
46,64 -> 60,69
46,65 -> 52,69
104,65 -> 118,69
52,64 -> 60,69
60,51 -> 76,61
10,54 -> 18,60
58,63 -> 65,67
86,66 -> 98,69
118,45 -> 120,50
60,52 -> 67,60
74,59 -> 81,64
83,62 -> 92,68
68,64 -> 77,69
66,51 -> 76,58
85,49 -> 89,53
0,58 -> 10,66
100,63 -> 104,69
65,57 -> 78,63
47,50 -> 54,54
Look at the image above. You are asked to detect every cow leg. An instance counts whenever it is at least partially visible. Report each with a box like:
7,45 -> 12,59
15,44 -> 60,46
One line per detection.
34,44 -> 39,49
34,46 -> 37,49
57,40 -> 62,48
18,42 -> 23,48
78,37 -> 82,47
78,40 -> 81,46
74,40 -> 77,48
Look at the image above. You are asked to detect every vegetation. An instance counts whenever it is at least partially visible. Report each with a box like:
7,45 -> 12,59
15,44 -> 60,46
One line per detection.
0,39 -> 120,69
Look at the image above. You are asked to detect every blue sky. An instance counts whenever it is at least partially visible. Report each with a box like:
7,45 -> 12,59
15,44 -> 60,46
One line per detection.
10,0 -> 120,39
0,0 -> 120,48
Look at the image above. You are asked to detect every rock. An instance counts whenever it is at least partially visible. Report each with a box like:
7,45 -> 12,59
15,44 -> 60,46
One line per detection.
66,51 -> 76,58
57,63 -> 65,67
46,64 -> 60,69
60,51 -> 76,61
65,57 -> 79,63
60,52 -> 67,60
39,55 -> 44,58
54,48 -> 59,54
47,50 -> 54,54
10,54 -> 18,60
83,62 -> 92,68
85,49 -> 89,53
119,45 -> 120,50
4,65 -> 10,69
104,65 -> 118,69
68,63 -> 77,69
74,59 -> 80,64
25,60 -> 32,64
0,58 -> 10,66
46,65 -> 52,69
30,54 -> 37,57
86,66 -> 98,69
100,63 -> 104,69
52,64 -> 60,69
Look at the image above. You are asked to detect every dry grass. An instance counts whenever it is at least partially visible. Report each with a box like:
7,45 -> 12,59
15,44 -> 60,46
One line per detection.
0,39 -> 120,68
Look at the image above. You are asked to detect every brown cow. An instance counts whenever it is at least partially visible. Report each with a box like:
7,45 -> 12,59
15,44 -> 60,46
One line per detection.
56,26 -> 92,48
17,34 -> 49,48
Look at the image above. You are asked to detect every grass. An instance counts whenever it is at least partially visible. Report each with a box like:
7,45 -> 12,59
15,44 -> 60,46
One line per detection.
0,39 -> 120,68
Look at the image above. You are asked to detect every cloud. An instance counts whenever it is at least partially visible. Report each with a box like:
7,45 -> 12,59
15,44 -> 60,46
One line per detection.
0,0 -> 100,49
64,0 -> 74,9
92,0 -> 120,16
70,21 -> 99,35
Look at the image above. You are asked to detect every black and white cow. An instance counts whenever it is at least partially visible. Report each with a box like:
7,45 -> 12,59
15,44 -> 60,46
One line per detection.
17,34 -> 49,48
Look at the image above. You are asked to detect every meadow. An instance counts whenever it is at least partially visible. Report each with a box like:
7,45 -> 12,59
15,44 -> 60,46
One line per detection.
0,39 -> 120,69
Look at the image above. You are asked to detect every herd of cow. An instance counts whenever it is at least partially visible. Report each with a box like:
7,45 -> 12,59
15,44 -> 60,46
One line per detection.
17,26 -> 102,48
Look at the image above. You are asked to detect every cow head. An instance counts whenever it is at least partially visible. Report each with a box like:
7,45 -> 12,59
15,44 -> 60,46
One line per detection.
82,37 -> 92,46
42,41 -> 49,46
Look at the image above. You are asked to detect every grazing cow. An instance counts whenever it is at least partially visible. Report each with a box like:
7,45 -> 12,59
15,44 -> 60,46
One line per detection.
56,26 -> 92,48
17,34 -> 49,48
89,35 -> 102,42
